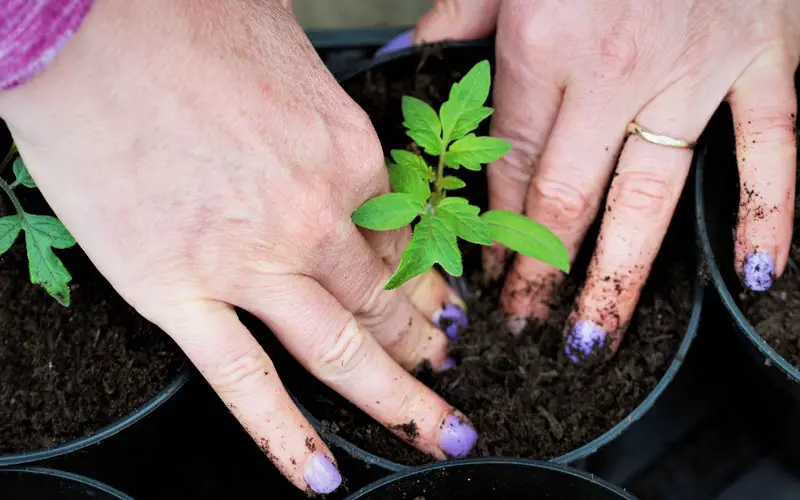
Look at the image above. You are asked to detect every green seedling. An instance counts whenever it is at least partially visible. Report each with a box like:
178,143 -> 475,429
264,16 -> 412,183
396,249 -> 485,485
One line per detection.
352,60 -> 570,290
0,144 -> 76,306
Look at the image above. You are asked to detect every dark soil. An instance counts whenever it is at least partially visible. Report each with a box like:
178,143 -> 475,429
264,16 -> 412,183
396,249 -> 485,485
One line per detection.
738,168 -> 800,368
0,155 -> 185,454
273,44 -> 697,465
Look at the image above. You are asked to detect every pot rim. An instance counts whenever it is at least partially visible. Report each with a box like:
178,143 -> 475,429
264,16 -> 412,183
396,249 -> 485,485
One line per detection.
0,466 -> 134,499
289,39 -> 704,472
694,138 -> 800,383
343,457 -> 637,500
0,367 -> 191,466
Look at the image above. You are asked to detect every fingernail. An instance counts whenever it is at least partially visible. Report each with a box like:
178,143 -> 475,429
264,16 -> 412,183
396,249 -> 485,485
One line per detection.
434,304 -> 469,341
744,251 -> 774,291
375,29 -> 414,56
439,357 -> 457,371
438,414 -> 478,458
304,452 -> 341,495
507,315 -> 527,335
565,320 -> 606,364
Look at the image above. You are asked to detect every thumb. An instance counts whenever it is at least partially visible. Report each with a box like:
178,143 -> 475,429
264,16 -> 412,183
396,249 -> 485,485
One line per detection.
414,0 -> 501,44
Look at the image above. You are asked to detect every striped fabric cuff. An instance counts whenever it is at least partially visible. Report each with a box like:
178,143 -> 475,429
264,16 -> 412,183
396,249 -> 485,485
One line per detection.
0,0 -> 95,90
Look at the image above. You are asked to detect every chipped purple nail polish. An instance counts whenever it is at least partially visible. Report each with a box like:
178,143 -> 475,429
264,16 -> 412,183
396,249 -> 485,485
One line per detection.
304,452 -> 341,495
565,320 -> 606,364
438,415 -> 478,458
375,30 -> 414,57
434,304 -> 469,341
744,251 -> 774,292
440,357 -> 457,371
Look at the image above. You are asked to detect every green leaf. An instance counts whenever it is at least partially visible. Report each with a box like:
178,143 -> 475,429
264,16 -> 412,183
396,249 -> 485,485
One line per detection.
439,176 -> 466,191
388,150 -> 431,201
440,60 -> 491,141
444,134 -> 512,171
448,107 -> 494,142
390,150 -> 430,177
384,213 -> 462,289
0,215 -> 22,254
438,202 -> 493,246
407,130 -> 442,156
22,213 -> 77,306
439,197 -> 470,206
481,210 -> 570,272
352,193 -> 425,231
12,157 -> 36,188
402,96 -> 442,155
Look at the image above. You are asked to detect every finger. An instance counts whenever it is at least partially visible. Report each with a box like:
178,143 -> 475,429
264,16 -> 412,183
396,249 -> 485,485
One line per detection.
317,222 -> 454,370
565,84 -> 711,361
363,225 -> 468,339
161,301 -> 341,495
413,0 -> 501,44
247,275 -> 479,459
728,51 -> 798,291
500,89 -> 631,332
482,12 -> 563,281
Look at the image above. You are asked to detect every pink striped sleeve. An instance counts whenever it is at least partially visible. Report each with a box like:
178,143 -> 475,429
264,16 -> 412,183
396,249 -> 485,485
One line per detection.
0,0 -> 94,90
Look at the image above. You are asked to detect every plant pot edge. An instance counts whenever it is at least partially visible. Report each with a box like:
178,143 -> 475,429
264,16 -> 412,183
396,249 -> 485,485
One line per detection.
0,466 -> 134,499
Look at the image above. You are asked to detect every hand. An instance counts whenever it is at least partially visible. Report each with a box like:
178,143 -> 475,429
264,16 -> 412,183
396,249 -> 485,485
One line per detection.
411,0 -> 800,358
0,0 -> 477,493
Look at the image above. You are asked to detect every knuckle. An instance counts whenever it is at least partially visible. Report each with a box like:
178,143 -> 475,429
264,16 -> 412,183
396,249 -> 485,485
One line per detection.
530,176 -> 594,226
212,348 -> 271,395
611,171 -> 675,216
595,27 -> 640,80
316,317 -> 370,376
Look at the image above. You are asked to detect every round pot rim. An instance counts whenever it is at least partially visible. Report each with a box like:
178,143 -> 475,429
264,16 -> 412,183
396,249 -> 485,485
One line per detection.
343,456 -> 637,500
0,466 -> 134,499
0,366 -> 191,466
694,139 -> 800,383
289,40 -> 704,472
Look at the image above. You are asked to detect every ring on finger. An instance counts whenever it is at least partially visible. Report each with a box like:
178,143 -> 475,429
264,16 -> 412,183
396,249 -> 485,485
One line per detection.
626,121 -> 696,149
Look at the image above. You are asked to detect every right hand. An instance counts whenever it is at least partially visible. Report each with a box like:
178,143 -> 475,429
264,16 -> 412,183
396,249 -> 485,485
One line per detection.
0,0 -> 476,494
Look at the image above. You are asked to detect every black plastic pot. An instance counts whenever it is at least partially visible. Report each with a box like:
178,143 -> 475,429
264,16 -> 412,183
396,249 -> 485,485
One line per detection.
284,41 -> 704,472
0,123 -> 192,467
694,104 -> 800,397
345,458 -> 636,500
0,467 -> 133,499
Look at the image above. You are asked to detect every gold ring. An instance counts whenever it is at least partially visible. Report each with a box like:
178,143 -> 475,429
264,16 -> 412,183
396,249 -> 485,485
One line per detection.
626,122 -> 696,149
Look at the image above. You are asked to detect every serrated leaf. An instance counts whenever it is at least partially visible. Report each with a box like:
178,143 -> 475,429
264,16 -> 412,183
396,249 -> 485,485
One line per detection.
407,130 -> 442,156
384,213 -> 462,289
449,107 -> 494,142
439,197 -> 470,207
482,210 -> 569,272
0,215 -> 22,254
390,150 -> 429,177
12,157 -> 36,188
389,163 -> 430,202
440,176 -> 466,190
352,193 -> 425,230
444,134 -> 512,171
440,60 -> 491,142
438,202 -> 493,245
22,213 -> 77,306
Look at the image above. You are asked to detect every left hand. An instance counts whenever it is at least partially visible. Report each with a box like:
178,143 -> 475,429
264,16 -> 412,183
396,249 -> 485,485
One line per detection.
400,0 -> 800,359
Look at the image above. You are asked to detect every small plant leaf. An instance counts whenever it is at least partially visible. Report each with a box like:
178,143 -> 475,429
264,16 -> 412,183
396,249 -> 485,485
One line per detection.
390,150 -> 430,178
439,197 -> 470,206
402,96 -> 442,155
440,60 -> 491,142
0,215 -> 22,254
384,213 -> 462,289
22,213 -> 77,306
481,210 -> 570,272
12,157 -> 36,188
448,107 -> 494,142
407,130 -> 442,156
438,202 -> 493,245
444,134 -> 512,171
388,150 -> 431,201
439,176 -> 466,190
352,193 -> 425,231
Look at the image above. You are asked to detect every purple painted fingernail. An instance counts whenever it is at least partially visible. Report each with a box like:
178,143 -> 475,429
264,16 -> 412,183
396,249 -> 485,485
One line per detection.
304,452 -> 341,495
440,357 -> 457,371
375,30 -> 414,57
434,304 -> 469,341
565,320 -> 606,364
438,415 -> 478,458
744,251 -> 774,292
